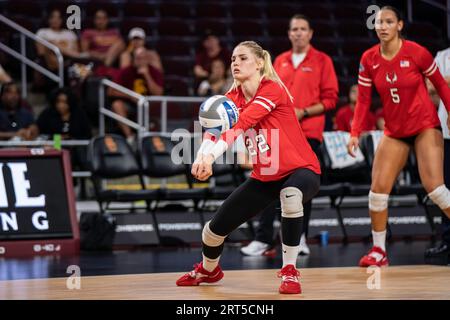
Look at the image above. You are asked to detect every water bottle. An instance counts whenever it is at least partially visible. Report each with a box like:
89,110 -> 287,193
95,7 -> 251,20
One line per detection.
319,230 -> 329,247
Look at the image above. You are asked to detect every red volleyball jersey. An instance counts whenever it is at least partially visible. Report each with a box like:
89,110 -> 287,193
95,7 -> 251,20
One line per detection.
352,40 -> 450,138
216,78 -> 321,182
274,46 -> 339,142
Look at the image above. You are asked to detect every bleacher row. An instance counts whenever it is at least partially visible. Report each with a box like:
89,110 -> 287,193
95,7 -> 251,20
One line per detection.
89,130 -> 436,242
0,0 -> 446,97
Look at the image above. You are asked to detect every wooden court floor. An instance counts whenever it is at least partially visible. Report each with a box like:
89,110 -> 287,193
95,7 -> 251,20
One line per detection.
0,265 -> 449,300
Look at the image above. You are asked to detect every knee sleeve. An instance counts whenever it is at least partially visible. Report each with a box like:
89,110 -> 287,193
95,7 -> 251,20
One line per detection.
428,185 -> 450,210
202,221 -> 225,247
369,191 -> 389,212
280,187 -> 304,218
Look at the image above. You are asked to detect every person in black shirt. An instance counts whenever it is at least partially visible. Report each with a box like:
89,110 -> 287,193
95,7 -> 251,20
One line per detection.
37,87 -> 91,140
37,87 -> 92,169
0,82 -> 39,140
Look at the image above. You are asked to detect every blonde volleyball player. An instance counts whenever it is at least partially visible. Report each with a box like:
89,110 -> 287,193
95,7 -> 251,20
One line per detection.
176,41 -> 321,294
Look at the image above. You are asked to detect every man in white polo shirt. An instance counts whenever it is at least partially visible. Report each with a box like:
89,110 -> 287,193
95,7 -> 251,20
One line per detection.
426,47 -> 450,258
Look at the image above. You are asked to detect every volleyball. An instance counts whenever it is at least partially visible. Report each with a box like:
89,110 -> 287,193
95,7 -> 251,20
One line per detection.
198,95 -> 239,134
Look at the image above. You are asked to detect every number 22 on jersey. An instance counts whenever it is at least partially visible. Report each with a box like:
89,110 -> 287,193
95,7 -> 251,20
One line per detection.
245,133 -> 270,156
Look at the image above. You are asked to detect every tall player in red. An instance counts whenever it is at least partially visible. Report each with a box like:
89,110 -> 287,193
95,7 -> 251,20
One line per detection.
176,41 -> 321,294
348,6 -> 450,267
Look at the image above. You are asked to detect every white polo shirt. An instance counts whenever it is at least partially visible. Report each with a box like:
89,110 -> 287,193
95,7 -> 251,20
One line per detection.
435,47 -> 450,139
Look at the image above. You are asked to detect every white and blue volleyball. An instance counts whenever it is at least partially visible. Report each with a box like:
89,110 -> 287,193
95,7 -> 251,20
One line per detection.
199,95 -> 239,134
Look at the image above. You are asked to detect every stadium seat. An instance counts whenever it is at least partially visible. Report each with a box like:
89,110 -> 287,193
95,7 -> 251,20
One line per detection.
123,1 -> 157,18
7,15 -> 39,32
313,39 -> 340,56
406,22 -> 441,39
120,18 -> 155,37
316,183 -> 349,241
86,1 -> 120,18
344,59 -> 360,77
157,18 -> 193,36
321,131 -> 371,185
265,37 -> 291,57
266,3 -> 297,18
46,1 -> 81,13
196,3 -> 227,18
337,21 -> 372,38
230,3 -> 263,19
300,4 -> 332,20
159,1 -> 192,18
266,19 -> 290,37
139,134 -> 208,225
4,0 -> 42,17
341,39 -> 375,59
194,18 -> 229,37
319,131 -> 373,239
87,134 -> 161,215
164,75 -> 191,96
230,19 -> 264,37
155,38 -> 193,57
311,21 -> 336,38
333,4 -> 366,20
162,57 -> 193,77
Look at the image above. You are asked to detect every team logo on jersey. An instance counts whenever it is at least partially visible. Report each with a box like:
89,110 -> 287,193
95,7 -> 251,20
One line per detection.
385,72 -> 397,84
301,66 -> 313,72
400,60 -> 410,68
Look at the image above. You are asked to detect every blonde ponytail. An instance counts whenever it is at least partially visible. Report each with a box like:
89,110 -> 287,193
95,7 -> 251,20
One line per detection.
228,41 -> 293,101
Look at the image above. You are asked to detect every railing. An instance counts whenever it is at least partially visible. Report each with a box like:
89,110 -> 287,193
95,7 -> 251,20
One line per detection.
99,80 -> 207,135
0,14 -> 64,98
145,96 -> 207,132
99,78 -> 150,139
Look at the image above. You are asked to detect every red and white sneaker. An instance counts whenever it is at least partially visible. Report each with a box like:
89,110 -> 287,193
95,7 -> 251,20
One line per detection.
277,264 -> 301,294
176,262 -> 224,286
359,246 -> 389,267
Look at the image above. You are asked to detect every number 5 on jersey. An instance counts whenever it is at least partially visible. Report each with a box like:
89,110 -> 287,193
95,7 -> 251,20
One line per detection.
390,88 -> 400,104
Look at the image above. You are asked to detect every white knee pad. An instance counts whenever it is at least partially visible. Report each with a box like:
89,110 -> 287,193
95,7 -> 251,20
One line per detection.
369,191 -> 389,212
202,221 -> 225,247
428,185 -> 450,210
280,187 -> 304,218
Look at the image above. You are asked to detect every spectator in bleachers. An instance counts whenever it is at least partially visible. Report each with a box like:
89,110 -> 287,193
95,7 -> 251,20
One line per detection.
197,59 -> 232,96
37,87 -> 91,140
193,30 -> 231,84
241,14 -> 339,257
35,9 -> 83,92
81,9 -> 125,70
120,28 -> 163,72
0,82 -> 38,141
36,9 -> 81,71
109,47 -> 164,143
0,64 -> 11,84
37,87 -> 91,170
334,84 -> 377,132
